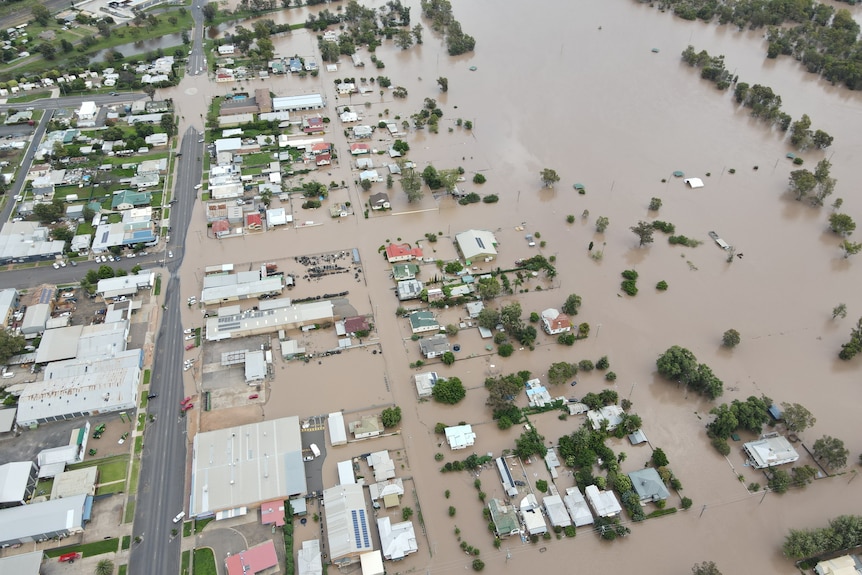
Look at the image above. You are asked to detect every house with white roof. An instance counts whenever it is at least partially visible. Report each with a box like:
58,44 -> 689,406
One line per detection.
444,424 -> 475,450
563,487 -> 594,526
377,517 -> 418,560
585,485 -> 621,518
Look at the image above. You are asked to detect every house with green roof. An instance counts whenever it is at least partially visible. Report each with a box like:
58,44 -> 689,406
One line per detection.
111,190 -> 152,211
392,263 -> 420,282
408,311 -> 438,334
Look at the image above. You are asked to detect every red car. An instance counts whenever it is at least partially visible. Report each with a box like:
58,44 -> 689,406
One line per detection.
248,393 -> 259,399
181,396 -> 191,405
182,403 -> 194,411
185,343 -> 195,351
58,553 -> 81,563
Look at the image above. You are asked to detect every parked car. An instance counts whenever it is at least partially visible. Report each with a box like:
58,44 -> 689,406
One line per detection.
168,251 -> 173,258
147,393 -> 158,399
183,328 -> 192,334
173,511 -> 185,523
185,343 -> 195,351
52,262 -> 60,269
248,394 -> 259,400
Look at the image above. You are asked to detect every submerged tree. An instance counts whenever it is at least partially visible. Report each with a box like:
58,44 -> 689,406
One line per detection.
539,168 -> 560,188
630,221 -> 655,247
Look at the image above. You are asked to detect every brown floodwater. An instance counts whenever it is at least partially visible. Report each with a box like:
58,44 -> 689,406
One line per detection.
159,0 -> 862,572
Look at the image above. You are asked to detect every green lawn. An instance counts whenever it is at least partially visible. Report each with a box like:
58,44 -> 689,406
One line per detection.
194,517 -> 214,534
183,521 -> 192,537
154,275 -> 162,295
121,535 -> 131,551
193,548 -> 217,575
200,192 -> 211,201
136,413 -> 146,432
119,565 -> 128,575
44,538 -> 119,558
128,458 -> 141,493
95,482 -> 125,496
67,454 -> 129,479
5,90 -> 52,103
135,435 -> 144,456
143,369 -> 151,385
35,477 -> 54,498
108,214 -> 122,224
181,550 -> 190,575
123,500 -> 136,524
140,393 -> 148,409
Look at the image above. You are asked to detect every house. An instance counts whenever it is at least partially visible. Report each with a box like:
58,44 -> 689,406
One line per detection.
425,288 -> 444,302
225,540 -> 279,575
814,556 -> 861,575
310,142 -> 331,155
386,243 -> 423,263
525,379 -> 553,408
353,125 -> 373,138
340,111 -> 358,123
350,143 -> 370,155
520,494 -> 548,535
315,153 -> 331,166
628,468 -> 670,503
288,57 -> 303,73
444,424 -> 475,450
368,478 -> 404,508
360,552 -> 384,575
585,485 -> 622,518
743,433 -> 800,469
413,372 -> 438,398
356,157 -> 374,169
563,487 -> 594,526
336,82 -> 356,94
359,169 -> 380,183
465,301 -> 484,319
540,308 -> 572,335
349,415 -> 382,439
369,192 -> 390,210
543,494 -> 572,528
343,316 -> 370,334
366,451 -> 395,481
377,517 -> 418,560
302,116 -> 325,134
418,334 -> 449,359
218,44 -> 235,55
455,229 -> 498,261
111,190 -> 151,211
297,539 -> 323,575
77,101 -> 97,122
586,405 -> 625,431
0,461 -> 37,507
396,280 -> 423,301
488,499 -> 520,537
391,264 -> 419,281
408,311 -> 438,334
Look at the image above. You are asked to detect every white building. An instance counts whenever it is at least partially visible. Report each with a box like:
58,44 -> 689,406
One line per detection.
377,517 -> 418,560
455,229 -> 498,261
273,94 -> 325,112
563,487 -> 594,527
585,485 -> 622,518
543,494 -> 572,528
444,424 -> 476,450
0,494 -> 87,547
413,372 -> 438,398
540,308 -> 572,335
77,101 -> 98,121
323,483 -> 374,566
586,405 -> 625,431
520,494 -> 548,536
396,280 -> 423,301
218,44 -> 235,55
743,434 -> 800,469
298,539 -> 323,575
328,412 -> 347,446
96,271 -> 155,298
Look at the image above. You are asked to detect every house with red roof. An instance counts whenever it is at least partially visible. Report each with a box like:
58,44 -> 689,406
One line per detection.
344,316 -> 370,333
225,540 -> 279,575
302,116 -> 325,134
315,153 -> 331,166
349,143 -> 370,155
245,213 -> 263,231
311,142 -> 331,155
212,219 -> 231,238
540,308 -> 572,335
385,243 -> 423,263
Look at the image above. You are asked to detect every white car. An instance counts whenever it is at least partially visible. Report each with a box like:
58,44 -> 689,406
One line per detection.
126,253 -> 136,258
52,262 -> 60,269
173,511 -> 185,523
183,328 -> 193,334
168,251 -> 174,258
194,183 -> 202,190
59,261 -> 66,267
184,334 -> 195,341
183,363 -> 192,371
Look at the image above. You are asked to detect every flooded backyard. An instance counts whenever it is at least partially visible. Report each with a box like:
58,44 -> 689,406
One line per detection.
156,0 -> 862,572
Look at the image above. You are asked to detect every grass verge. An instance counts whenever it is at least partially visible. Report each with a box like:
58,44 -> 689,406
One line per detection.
181,550 -> 190,575
154,275 -> 162,295
128,458 -> 141,493
193,548 -> 217,575
44,538 -> 119,558
123,499 -> 136,524
143,369 -> 151,385
121,535 -> 131,551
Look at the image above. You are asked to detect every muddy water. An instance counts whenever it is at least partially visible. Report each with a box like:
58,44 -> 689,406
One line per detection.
159,0 -> 862,572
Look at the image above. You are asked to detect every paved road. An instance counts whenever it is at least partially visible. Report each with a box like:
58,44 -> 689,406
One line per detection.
0,107 -> 50,225
187,1 -> 207,77
0,92 -> 146,113
129,126 -> 204,575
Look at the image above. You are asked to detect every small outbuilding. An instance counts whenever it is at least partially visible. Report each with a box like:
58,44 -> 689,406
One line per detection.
684,177 -> 704,189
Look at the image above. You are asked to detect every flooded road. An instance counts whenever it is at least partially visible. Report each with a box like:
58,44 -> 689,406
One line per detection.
159,0 -> 862,572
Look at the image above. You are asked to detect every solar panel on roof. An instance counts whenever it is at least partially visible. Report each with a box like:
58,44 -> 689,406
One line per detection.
476,238 -> 485,249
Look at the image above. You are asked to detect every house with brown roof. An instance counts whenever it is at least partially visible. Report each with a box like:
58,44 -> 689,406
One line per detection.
344,316 -> 370,333
302,116 -> 325,134
540,308 -> 572,335
315,153 -> 331,166
369,192 -> 390,210
311,142 -> 331,155
386,243 -> 423,263
212,219 -> 231,237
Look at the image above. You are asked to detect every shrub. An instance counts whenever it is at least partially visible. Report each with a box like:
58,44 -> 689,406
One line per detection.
652,220 -> 675,234
301,199 -> 322,209
473,173 -> 486,184
596,356 -> 609,370
668,235 -> 702,247
722,329 -> 741,348
472,559 -> 485,571
711,436 -> 731,456
435,453 -> 444,461
558,333 -> 575,346
448,506 -> 456,516
536,479 -> 548,493
434,422 -> 447,434
681,497 -> 693,509
498,343 -> 514,357
566,214 -> 575,223
482,194 -> 498,203
564,525 -> 576,537
578,359 -> 594,371
493,332 -> 507,344
649,197 -> 662,211
652,448 -> 669,467
621,280 -> 638,296
458,193 -> 481,205
605,371 -> 617,382
621,269 -> 639,280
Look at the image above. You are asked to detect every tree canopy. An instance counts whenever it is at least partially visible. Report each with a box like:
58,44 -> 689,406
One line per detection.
539,168 -> 560,188
780,402 -> 816,433
432,377 -> 466,404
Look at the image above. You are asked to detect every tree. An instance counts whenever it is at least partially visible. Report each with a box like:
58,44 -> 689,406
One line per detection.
432,377 -> 466,404
95,559 -> 115,575
160,113 -> 176,136
841,240 -> 862,258
691,561 -> 721,575
630,221 -> 654,247
0,331 -> 26,364
561,293 -> 582,315
392,139 -> 409,154
648,197 -> 662,211
402,507 -> 413,520
789,169 -> 817,201
790,114 -> 812,149
202,3 -> 218,22
656,345 -> 698,385
33,198 -> 65,223
832,303 -> 848,319
395,29 -> 413,50
813,129 -> 833,149
838,318 -> 862,360
651,448 -> 669,467
812,436 -> 849,469
360,179 -> 372,191
441,351 -> 455,365
596,216 -> 609,232
722,329 -> 741,348
381,406 -> 402,428
476,308 -> 500,330
401,166 -> 423,202
539,168 -> 560,188
706,404 -> 739,439
485,373 -> 526,415
499,302 -> 523,335
780,403 -> 815,433
547,362 -> 576,386
32,4 -> 51,26
829,213 -> 856,236
514,428 -> 545,460
412,24 -> 423,44
477,277 -> 501,300
437,76 -> 448,92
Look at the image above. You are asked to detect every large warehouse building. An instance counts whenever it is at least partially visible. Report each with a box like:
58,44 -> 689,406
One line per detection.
190,416 -> 306,518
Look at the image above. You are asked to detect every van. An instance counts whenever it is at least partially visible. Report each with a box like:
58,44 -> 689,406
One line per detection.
309,443 -> 321,458
2,372 -> 14,379
172,511 -> 185,523
194,184 -> 202,190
